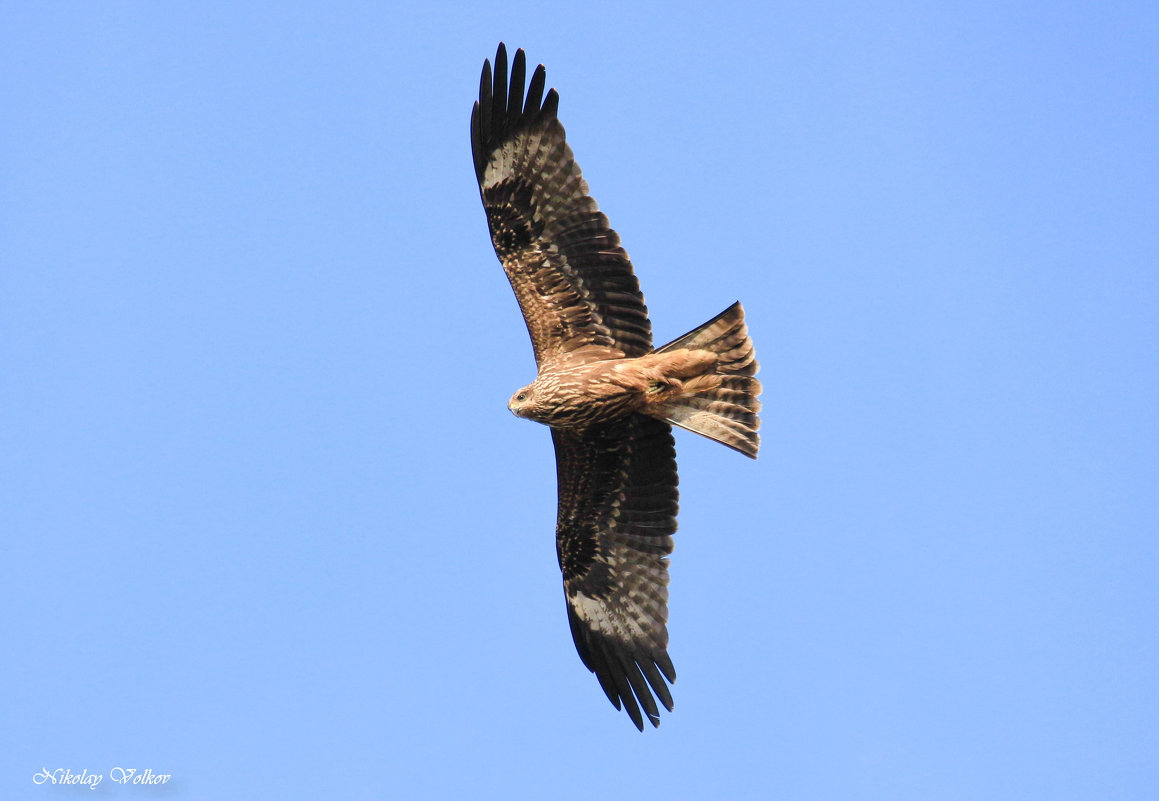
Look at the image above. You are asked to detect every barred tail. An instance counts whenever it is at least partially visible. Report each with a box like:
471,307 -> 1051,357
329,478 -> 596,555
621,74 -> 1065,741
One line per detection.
653,302 -> 761,459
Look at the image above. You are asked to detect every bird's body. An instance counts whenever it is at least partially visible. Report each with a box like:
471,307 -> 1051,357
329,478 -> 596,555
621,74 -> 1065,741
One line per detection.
510,348 -> 721,429
472,44 -> 761,729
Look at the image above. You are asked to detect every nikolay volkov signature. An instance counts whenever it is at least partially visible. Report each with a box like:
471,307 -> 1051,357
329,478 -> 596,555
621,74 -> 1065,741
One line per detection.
33,767 -> 171,789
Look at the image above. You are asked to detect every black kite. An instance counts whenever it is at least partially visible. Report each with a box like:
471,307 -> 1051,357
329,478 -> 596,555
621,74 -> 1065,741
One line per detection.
471,44 -> 761,730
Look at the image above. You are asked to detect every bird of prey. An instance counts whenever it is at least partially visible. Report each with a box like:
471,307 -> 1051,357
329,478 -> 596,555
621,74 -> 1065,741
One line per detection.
471,44 -> 761,730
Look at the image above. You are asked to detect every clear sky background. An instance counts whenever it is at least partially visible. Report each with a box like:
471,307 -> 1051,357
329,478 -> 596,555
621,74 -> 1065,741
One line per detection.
3,2 -> 1156,799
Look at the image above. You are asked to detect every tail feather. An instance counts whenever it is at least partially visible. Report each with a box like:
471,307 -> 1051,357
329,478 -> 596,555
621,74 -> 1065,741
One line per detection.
656,302 -> 758,376
651,302 -> 761,459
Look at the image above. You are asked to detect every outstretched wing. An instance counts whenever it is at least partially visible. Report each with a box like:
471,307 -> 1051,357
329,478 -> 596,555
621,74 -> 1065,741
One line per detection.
471,44 -> 653,366
552,415 -> 679,730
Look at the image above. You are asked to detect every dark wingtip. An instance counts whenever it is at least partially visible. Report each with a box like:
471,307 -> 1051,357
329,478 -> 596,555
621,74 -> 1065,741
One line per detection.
508,48 -> 526,129
473,45 -> 558,186
567,604 -> 673,731
542,87 -> 560,119
525,64 -> 546,114
493,46 -> 508,131
656,650 -> 676,684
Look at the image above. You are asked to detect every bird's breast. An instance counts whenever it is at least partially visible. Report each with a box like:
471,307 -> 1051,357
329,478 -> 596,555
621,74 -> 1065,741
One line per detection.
525,364 -> 643,429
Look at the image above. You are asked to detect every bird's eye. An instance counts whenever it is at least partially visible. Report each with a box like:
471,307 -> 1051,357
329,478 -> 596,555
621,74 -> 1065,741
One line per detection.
516,393 -> 527,401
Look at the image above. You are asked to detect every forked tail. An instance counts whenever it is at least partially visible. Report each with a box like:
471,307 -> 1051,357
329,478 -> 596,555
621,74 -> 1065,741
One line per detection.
652,302 -> 761,458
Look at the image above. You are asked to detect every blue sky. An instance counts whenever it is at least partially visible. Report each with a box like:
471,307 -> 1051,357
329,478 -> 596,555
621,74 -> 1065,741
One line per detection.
2,2 -> 1156,799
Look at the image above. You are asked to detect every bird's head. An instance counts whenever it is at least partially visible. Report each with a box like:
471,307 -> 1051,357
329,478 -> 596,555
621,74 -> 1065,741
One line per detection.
508,384 -> 537,419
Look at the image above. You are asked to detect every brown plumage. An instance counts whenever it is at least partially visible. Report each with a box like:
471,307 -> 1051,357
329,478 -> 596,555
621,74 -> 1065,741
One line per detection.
472,44 -> 761,730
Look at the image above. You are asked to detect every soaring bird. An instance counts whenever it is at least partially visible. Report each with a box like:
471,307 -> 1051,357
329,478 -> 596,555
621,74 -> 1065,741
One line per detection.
471,44 -> 761,730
